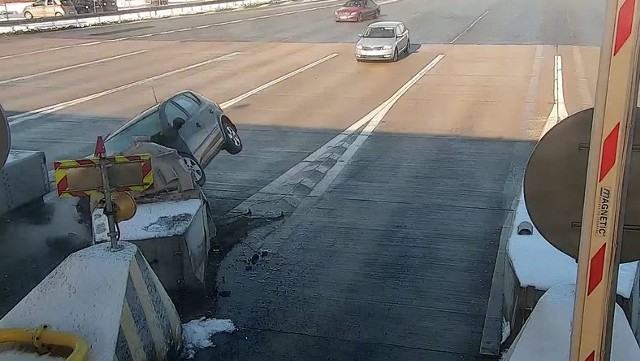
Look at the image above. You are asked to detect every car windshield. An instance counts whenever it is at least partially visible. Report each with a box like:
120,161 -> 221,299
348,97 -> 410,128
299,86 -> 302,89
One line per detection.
363,26 -> 396,38
104,110 -> 164,154
60,0 -> 74,5
343,0 -> 363,6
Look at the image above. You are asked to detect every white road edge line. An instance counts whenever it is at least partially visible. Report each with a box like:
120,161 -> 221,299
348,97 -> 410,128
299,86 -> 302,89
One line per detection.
220,53 -> 338,109
309,54 -> 445,197
541,55 -> 569,136
450,10 -> 489,44
0,50 -> 147,85
8,52 -> 240,126
227,54 -> 445,215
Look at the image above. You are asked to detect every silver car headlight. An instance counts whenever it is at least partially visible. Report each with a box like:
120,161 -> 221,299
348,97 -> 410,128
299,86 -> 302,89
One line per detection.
356,44 -> 363,50
382,45 -> 392,50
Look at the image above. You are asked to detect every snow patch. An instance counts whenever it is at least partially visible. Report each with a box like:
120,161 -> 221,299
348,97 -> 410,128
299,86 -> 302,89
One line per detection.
181,318 -> 236,359
0,351 -> 64,361
502,317 -> 511,344
507,191 -> 638,298
93,199 -> 203,242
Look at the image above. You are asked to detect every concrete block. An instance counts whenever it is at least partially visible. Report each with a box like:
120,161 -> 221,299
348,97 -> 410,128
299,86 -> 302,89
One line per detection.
92,199 -> 211,293
0,243 -> 182,361
0,150 -> 50,215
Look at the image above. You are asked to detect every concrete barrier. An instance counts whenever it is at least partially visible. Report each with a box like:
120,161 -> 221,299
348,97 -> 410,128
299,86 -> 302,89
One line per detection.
92,198 -> 213,294
0,0 -> 274,33
502,189 -> 640,347
0,242 -> 182,361
504,284 -> 640,361
0,150 -> 50,215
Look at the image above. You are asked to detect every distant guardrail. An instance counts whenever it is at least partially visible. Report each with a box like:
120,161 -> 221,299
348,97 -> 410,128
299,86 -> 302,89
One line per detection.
0,0 -> 280,34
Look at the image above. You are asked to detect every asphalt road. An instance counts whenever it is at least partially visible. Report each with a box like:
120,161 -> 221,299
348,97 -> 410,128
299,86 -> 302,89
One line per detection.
0,0 -> 606,359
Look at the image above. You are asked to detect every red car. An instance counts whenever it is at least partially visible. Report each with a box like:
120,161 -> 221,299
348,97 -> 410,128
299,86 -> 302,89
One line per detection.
335,0 -> 380,22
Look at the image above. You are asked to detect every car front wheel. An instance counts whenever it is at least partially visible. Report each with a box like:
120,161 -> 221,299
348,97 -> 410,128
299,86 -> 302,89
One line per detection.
24,11 -> 33,19
222,117 -> 242,155
179,153 -> 206,186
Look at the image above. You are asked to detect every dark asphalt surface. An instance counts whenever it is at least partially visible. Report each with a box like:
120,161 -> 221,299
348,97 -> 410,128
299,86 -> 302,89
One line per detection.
0,0 -> 608,360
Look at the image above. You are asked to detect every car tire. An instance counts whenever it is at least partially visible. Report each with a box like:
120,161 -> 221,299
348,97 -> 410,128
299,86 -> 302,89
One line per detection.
24,11 -> 33,19
392,48 -> 398,62
357,13 -> 362,22
179,152 -> 206,186
221,117 -> 242,155
55,12 -> 63,16
405,39 -> 411,55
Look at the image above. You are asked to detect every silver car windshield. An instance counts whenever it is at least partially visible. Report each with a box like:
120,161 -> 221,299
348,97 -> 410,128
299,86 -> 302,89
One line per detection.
105,110 -> 164,154
363,27 -> 395,38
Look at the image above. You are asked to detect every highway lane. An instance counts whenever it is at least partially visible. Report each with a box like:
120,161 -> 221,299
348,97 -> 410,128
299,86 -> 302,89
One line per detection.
0,0 -> 609,359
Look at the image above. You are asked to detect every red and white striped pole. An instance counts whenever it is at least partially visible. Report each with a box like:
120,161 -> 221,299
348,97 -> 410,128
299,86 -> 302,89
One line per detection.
570,0 -> 640,360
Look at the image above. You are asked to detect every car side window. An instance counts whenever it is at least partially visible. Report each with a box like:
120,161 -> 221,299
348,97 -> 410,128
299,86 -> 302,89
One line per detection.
172,94 -> 200,117
164,101 -> 189,124
46,0 -> 53,5
33,0 -> 44,6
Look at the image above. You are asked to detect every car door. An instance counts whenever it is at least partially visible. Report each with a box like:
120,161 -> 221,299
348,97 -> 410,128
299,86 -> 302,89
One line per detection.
397,23 -> 408,50
363,0 -> 375,18
44,0 -> 56,16
171,92 -> 223,167
30,0 -> 45,17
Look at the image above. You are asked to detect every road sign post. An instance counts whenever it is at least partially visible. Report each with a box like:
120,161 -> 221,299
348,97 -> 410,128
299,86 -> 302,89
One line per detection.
570,0 -> 640,360
53,137 -> 153,251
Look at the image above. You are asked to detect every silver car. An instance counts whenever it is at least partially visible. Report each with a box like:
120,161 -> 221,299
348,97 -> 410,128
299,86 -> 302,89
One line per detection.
355,21 -> 411,62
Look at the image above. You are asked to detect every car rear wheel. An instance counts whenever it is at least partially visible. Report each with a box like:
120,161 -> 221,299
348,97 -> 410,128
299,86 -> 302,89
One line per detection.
222,117 -> 242,155
55,12 -> 63,16
405,39 -> 411,54
392,48 -> 399,62
179,152 -> 206,186
24,11 -> 33,19
357,13 -> 363,22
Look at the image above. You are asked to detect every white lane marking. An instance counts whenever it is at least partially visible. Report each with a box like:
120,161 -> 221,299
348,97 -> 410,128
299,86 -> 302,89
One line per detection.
309,54 -> 445,197
450,10 -> 489,44
0,42 -> 102,60
541,55 -> 569,136
8,52 -> 240,126
0,0 -> 341,59
227,54 -> 445,214
524,45 -> 543,138
0,50 -> 147,85
572,47 -> 593,108
220,53 -> 338,109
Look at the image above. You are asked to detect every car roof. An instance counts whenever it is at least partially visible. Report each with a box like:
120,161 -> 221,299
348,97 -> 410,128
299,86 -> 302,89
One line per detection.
368,21 -> 402,27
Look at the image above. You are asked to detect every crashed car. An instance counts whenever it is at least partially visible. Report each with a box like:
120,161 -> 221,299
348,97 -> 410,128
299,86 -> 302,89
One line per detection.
104,90 -> 242,186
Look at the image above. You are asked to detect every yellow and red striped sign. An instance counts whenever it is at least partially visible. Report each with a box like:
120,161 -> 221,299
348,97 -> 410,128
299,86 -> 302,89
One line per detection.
53,154 -> 153,198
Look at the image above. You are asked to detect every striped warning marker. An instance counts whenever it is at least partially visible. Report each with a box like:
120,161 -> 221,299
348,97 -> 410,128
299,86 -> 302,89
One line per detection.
53,155 -> 153,198
572,0 -> 640,360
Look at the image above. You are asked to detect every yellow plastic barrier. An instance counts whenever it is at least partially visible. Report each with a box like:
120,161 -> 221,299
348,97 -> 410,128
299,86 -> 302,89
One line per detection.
0,324 -> 89,361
